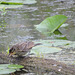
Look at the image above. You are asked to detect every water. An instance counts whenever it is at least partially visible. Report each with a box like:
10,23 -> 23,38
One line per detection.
0,0 -> 75,74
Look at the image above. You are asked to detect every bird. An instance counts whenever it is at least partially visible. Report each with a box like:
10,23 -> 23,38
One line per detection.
9,41 -> 41,57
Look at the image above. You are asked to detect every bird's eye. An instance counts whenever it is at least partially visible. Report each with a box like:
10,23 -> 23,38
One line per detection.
9,49 -> 12,53
9,48 -> 15,53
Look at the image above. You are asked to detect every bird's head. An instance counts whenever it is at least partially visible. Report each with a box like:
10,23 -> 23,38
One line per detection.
9,47 -> 16,57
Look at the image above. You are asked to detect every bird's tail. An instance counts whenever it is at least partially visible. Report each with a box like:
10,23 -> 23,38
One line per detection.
34,43 -> 42,46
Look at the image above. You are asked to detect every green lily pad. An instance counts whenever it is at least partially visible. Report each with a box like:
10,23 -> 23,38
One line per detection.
0,64 -> 24,74
31,45 -> 62,54
0,64 -> 16,74
0,0 -> 37,5
31,40 -> 75,56
0,64 -> 10,70
35,15 -> 67,35
0,4 -> 23,9
0,0 -> 37,9
8,64 -> 24,69
0,69 -> 16,74
0,1 -> 23,5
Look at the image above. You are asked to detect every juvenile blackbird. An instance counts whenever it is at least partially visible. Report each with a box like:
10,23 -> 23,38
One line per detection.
9,41 -> 41,57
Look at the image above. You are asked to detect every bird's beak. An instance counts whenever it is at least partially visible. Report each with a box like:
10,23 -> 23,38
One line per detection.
8,53 -> 13,57
8,53 -> 12,57
8,52 -> 16,57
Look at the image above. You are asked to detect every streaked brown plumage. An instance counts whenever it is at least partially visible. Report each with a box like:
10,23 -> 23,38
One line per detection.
9,41 -> 41,57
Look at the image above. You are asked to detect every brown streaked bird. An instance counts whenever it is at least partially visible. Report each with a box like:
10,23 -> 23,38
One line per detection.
9,41 -> 41,57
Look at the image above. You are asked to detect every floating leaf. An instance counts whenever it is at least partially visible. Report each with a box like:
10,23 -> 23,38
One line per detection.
0,0 -> 37,9
31,45 -> 62,54
0,4 -> 23,9
0,64 -> 10,70
0,64 -> 16,74
0,0 -> 37,5
8,64 -> 24,69
34,40 -> 72,47
0,1 -> 23,5
35,15 -> 67,35
31,39 -> 75,57
0,64 -> 24,74
0,69 -> 16,74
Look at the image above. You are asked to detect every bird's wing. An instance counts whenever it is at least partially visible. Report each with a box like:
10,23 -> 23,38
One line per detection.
25,41 -> 34,49
17,41 -> 35,52
18,42 -> 27,51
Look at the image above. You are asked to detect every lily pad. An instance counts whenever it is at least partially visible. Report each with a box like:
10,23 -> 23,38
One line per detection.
0,69 -> 16,74
34,40 -> 72,47
35,15 -> 67,35
0,64 -> 16,74
0,64 -> 24,74
31,40 -> 75,57
31,45 -> 62,54
0,0 -> 37,5
0,4 -> 23,9
0,0 -> 37,9
8,64 -> 24,69
39,40 -> 75,48
0,1 -> 23,5
0,64 -> 10,70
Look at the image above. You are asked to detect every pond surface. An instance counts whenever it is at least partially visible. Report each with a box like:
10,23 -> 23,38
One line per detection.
0,0 -> 75,75
0,0 -> 75,51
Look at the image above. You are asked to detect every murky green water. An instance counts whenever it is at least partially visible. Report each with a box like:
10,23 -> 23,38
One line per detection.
0,0 -> 75,74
